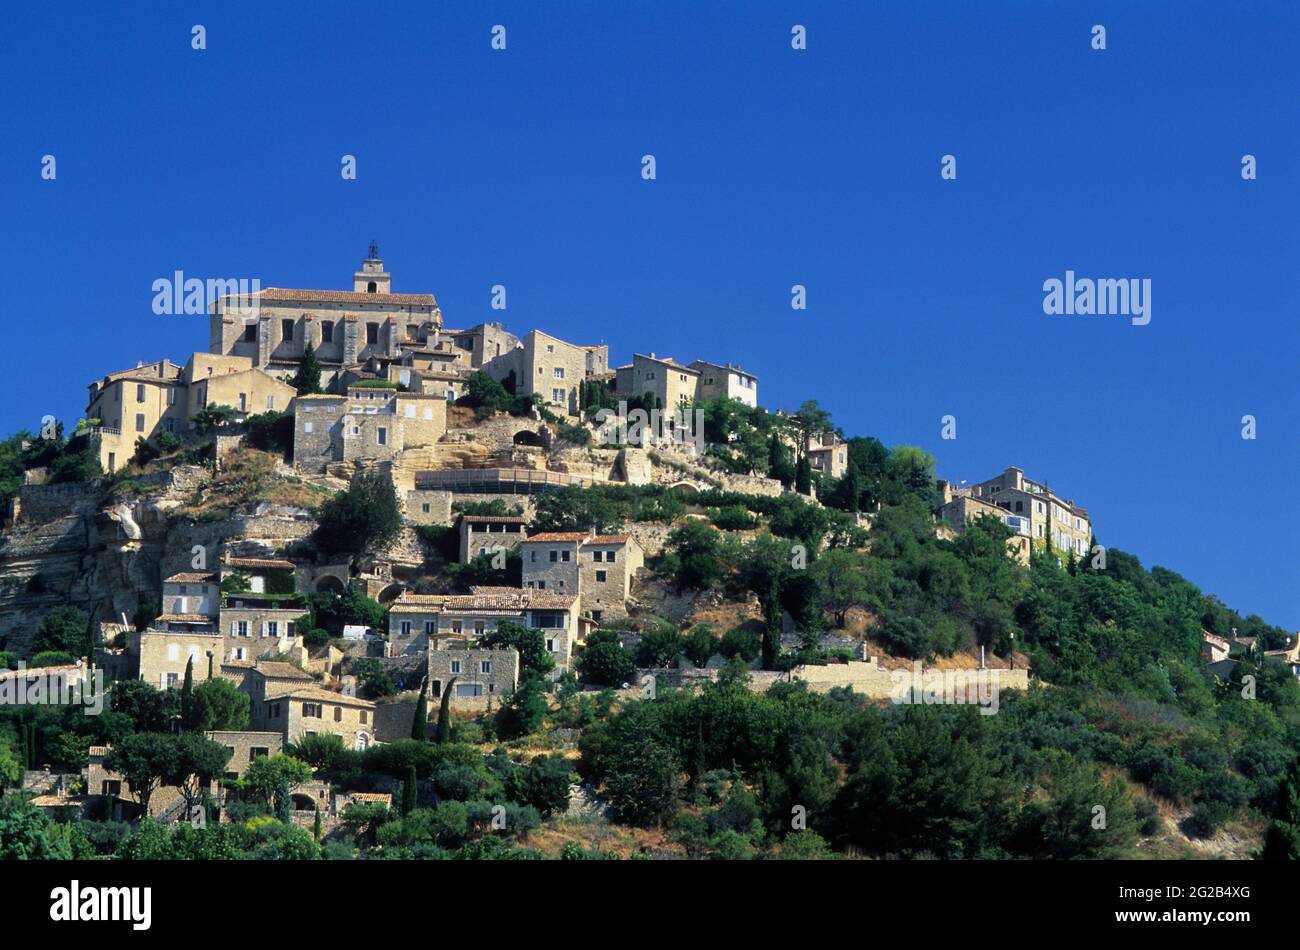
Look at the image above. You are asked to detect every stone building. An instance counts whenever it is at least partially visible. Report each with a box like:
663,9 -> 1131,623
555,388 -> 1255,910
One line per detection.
83,353 -> 294,474
137,629 -> 224,689
939,493 -> 1033,566
427,637 -> 519,709
387,587 -> 585,672
689,359 -> 759,408
162,572 -> 219,618
964,466 -> 1092,558
257,684 -> 376,750
458,513 -> 527,562
207,245 -> 442,388
206,730 -> 283,780
291,386 -> 447,473
482,329 -> 597,417
615,353 -> 700,414
807,435 -> 849,480
522,530 -> 644,623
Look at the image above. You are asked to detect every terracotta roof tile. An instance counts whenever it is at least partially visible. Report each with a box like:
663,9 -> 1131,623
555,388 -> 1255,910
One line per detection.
164,572 -> 218,584
234,287 -> 438,307
524,532 -> 590,543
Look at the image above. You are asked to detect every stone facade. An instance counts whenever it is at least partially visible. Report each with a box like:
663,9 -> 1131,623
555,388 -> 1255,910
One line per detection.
965,466 -> 1091,558
577,535 -> 644,623
427,641 -> 519,709
292,388 -> 447,473
458,514 -> 527,562
405,489 -> 454,525
482,329 -> 592,417
206,730 -> 283,779
208,249 -> 442,388
258,685 -> 376,750
689,359 -> 758,408
137,629 -> 224,689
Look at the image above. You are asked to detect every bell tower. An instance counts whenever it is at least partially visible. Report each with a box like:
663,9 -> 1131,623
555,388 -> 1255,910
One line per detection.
353,241 -> 391,294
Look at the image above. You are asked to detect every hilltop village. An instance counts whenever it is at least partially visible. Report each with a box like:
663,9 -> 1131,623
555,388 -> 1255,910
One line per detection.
0,247 -> 1295,861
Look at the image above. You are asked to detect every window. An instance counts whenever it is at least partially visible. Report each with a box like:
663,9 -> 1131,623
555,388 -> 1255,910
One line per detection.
451,660 -> 461,674
267,395 -> 275,409
561,550 -> 571,562
400,621 -> 412,636
239,393 -> 247,412
546,344 -> 554,353
424,621 -> 435,635
303,421 -> 314,433
166,672 -> 179,688
303,703 -> 322,719
167,644 -> 179,661
606,551 -> 616,563
422,503 -> 430,513
554,367 -> 565,379
596,570 -> 607,583
136,384 -> 146,402
282,319 -> 294,341
135,413 -> 145,432
546,638 -> 555,652
451,620 -> 463,634
474,621 -> 485,634
360,710 -> 368,725
334,706 -> 342,722
552,388 -> 564,403
321,321 -> 334,343
591,610 -> 603,623
367,281 -> 377,293
167,388 -> 176,406
549,550 -> 558,563
377,427 -> 387,445
251,747 -> 269,759
267,621 -> 278,637
367,323 -> 379,344
593,550 -> 603,562
481,661 -> 491,674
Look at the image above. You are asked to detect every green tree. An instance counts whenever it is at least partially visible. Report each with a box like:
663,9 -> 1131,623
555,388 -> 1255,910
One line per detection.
577,630 -> 637,687
480,621 -> 557,678
411,676 -> 428,740
33,605 -> 90,657
436,677 -> 457,744
289,341 -> 322,395
179,656 -> 195,728
245,754 -> 314,811
401,765 -> 418,816
314,469 -> 402,556
192,403 -> 239,434
191,677 -> 251,731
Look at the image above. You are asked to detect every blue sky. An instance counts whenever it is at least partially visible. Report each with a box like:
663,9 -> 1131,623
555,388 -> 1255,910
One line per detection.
2,1 -> 1296,628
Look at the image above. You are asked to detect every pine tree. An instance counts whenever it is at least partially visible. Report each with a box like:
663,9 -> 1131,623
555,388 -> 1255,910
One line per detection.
290,341 -> 323,395
401,765 -> 417,816
435,677 -> 457,744
410,676 -> 428,740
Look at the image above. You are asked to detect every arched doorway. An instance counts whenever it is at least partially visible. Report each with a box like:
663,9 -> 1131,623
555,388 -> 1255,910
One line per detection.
513,429 -> 545,447
315,575 -> 345,594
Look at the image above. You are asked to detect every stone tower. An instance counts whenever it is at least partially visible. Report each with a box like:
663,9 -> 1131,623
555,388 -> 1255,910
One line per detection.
354,241 -> 392,294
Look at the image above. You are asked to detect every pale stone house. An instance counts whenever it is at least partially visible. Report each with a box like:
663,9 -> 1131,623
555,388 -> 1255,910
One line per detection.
258,684 -> 376,750
428,637 -> 519,709
162,572 -> 219,618
458,513 -> 527,562
965,466 -> 1092,558
84,353 -> 296,473
481,329 -> 596,417
137,629 -> 223,689
689,359 -> 759,408
616,353 -> 700,414
387,587 -> 585,672
939,494 -> 1033,566
521,530 -> 644,623
206,731 -> 283,780
807,435 -> 849,480
291,387 -> 447,473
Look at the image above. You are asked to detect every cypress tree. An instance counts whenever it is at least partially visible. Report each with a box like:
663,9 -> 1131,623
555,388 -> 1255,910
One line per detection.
401,765 -> 417,816
275,776 -> 292,823
180,656 -> 194,729
795,455 -> 812,495
435,677 -> 457,744
290,341 -> 322,395
410,676 -> 428,740
313,809 -> 322,841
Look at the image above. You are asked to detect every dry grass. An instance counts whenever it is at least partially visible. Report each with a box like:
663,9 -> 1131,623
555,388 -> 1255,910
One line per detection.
173,447 -> 333,521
